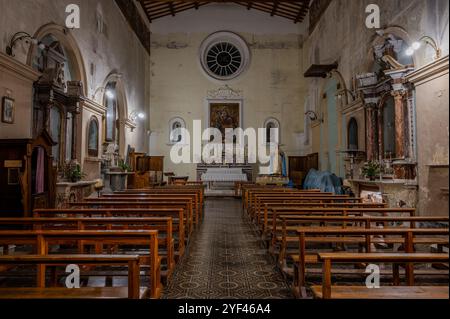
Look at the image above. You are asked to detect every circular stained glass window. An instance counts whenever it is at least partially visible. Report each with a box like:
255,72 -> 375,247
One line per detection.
200,32 -> 250,81
206,42 -> 242,78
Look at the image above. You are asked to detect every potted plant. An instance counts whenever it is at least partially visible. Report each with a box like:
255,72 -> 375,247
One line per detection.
118,159 -> 131,172
362,161 -> 380,181
68,164 -> 85,183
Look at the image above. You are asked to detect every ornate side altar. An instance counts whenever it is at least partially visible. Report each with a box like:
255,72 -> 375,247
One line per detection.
56,180 -> 97,208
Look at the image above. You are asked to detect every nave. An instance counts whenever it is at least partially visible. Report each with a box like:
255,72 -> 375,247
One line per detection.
163,198 -> 293,299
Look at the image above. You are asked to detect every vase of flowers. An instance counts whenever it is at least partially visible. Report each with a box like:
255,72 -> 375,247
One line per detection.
118,159 -> 131,172
362,161 -> 380,181
67,164 -> 86,183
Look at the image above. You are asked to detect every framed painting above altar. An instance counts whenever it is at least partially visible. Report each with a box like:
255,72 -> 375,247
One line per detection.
209,103 -> 241,138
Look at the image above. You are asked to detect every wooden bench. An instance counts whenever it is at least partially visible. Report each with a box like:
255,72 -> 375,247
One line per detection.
277,215 -> 449,268
243,188 -> 321,211
258,203 -> 388,235
0,254 -> 146,299
311,252 -> 449,299
102,192 -> 202,224
258,201 -> 386,228
0,230 -> 161,298
83,195 -> 195,222
247,192 -> 341,216
69,201 -> 194,238
0,217 -> 176,279
292,227 -> 449,296
269,207 -> 416,245
33,208 -> 186,260
249,195 -> 362,220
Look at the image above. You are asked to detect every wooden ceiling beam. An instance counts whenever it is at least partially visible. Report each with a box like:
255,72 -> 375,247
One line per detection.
294,0 -> 309,23
168,2 -> 176,16
251,3 -> 298,18
149,3 -> 207,20
271,1 -> 279,16
248,5 -> 298,20
141,1 -> 309,23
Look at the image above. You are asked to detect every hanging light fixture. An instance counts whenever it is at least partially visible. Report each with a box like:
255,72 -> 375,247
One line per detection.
405,35 -> 442,59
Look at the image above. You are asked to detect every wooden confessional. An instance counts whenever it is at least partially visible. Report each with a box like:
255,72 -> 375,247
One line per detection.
0,37 -> 83,217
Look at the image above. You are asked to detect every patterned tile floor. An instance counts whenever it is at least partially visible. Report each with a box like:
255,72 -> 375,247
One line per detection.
162,198 -> 294,299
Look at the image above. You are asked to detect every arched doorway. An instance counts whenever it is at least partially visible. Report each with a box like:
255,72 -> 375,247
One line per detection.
99,73 -> 129,159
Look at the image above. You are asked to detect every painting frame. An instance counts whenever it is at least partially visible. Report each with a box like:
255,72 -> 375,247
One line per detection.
206,100 -> 243,139
2,96 -> 15,124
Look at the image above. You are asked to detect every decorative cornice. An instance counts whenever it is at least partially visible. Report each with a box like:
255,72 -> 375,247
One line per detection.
406,55 -> 449,86
207,85 -> 243,100
82,98 -> 106,116
0,52 -> 41,83
341,97 -> 364,115
122,119 -> 137,131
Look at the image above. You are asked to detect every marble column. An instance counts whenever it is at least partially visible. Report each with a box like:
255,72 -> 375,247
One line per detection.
392,90 -> 406,159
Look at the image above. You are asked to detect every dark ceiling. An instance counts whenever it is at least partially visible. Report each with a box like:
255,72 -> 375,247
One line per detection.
138,1 -> 310,24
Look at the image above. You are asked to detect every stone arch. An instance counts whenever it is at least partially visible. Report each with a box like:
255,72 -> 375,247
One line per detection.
101,72 -> 128,157
27,23 -> 88,97
365,25 -> 417,71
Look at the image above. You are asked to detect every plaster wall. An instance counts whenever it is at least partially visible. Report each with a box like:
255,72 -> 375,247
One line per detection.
149,4 -> 308,180
0,0 -> 150,155
304,0 -> 449,214
413,67 -> 449,216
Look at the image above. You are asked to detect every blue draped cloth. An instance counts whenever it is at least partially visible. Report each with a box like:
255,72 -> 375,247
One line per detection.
281,153 -> 287,177
303,168 -> 344,194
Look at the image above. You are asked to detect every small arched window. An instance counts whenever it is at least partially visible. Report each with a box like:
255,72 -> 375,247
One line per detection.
105,81 -> 118,143
87,117 -> 99,157
382,96 -> 396,158
264,118 -> 280,144
168,117 -> 186,144
348,117 -> 358,150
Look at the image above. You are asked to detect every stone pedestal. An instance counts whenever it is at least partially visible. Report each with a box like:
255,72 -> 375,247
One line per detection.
105,172 -> 134,192
56,180 -> 97,208
348,178 -> 418,208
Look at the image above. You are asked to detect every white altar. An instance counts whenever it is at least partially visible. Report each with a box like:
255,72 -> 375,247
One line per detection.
201,168 -> 248,182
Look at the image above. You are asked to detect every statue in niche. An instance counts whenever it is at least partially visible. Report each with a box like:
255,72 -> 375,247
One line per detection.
55,62 -> 66,89
103,143 -> 119,168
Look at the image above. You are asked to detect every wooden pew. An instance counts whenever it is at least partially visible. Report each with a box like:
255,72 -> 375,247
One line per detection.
269,207 -> 416,247
128,185 -> 205,214
243,188 -> 321,211
33,208 -> 186,260
258,202 -> 387,234
249,195 -> 362,220
312,253 -> 449,299
103,192 -> 202,224
0,230 -> 162,298
292,227 -> 449,297
0,217 -> 175,278
69,201 -> 194,238
247,191 -> 339,216
0,254 -> 146,299
277,215 -> 449,268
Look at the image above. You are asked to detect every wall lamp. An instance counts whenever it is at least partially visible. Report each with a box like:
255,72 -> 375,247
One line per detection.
405,36 -> 442,59
6,32 -> 46,57
305,110 -> 323,123
91,86 -> 116,100
129,111 -> 146,122
336,89 -> 357,102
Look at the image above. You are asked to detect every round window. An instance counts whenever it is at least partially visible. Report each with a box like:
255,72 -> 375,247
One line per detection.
200,31 -> 250,81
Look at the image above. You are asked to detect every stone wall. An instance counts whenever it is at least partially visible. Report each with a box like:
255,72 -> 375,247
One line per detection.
0,0 -> 150,160
149,3 -> 308,180
303,0 -> 449,214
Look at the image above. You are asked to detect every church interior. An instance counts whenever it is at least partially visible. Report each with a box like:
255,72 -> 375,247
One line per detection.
0,0 -> 448,300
